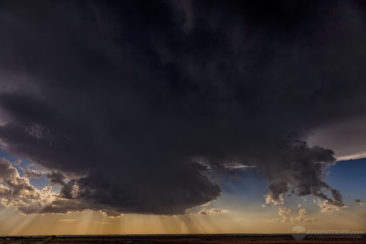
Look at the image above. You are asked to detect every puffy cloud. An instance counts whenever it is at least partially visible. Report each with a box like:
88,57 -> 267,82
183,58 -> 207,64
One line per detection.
0,0 -> 365,215
317,199 -> 347,213
275,205 -> 317,223
199,208 -> 228,215
0,158 -> 125,216
21,168 -> 42,179
265,192 -> 285,206
0,158 -> 56,214
277,207 -> 292,223
293,205 -> 317,223
296,207 -> 307,222
46,171 -> 66,186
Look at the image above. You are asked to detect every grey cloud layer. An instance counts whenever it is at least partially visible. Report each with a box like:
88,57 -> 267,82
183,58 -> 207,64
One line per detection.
0,0 -> 365,214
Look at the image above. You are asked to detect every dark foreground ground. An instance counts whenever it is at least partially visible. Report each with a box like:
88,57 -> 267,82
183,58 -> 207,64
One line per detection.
0,234 -> 365,244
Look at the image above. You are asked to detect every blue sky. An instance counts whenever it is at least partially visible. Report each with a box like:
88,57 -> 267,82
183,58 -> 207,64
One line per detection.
326,158 -> 366,202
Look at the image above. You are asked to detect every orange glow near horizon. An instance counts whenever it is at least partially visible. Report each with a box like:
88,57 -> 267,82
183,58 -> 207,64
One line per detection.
0,206 -> 365,236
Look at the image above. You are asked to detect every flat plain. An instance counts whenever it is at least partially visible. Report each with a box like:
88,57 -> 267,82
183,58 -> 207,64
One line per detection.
1,234 -> 365,244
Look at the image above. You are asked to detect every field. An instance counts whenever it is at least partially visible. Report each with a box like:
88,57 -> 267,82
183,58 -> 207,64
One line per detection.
0,234 -> 365,244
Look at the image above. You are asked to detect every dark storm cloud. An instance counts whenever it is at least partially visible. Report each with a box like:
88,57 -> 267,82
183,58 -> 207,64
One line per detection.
0,0 -> 366,214
46,171 -> 66,186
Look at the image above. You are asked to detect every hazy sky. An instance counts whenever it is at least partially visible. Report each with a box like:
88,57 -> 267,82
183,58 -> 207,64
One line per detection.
0,0 -> 365,235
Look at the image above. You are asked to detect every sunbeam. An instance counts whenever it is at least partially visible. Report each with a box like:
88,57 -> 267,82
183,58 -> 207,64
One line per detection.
0,0 -> 366,240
